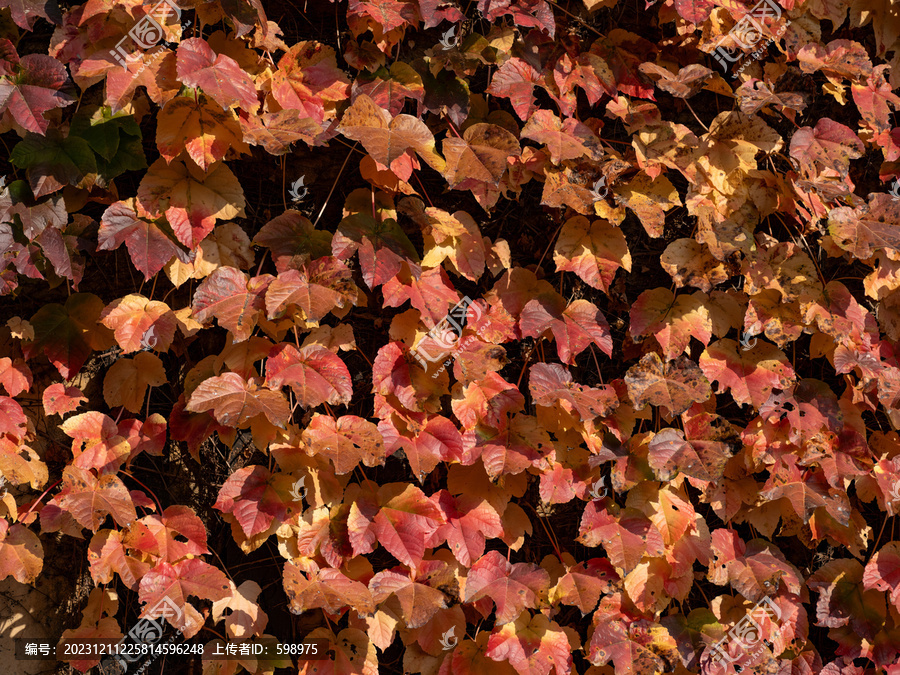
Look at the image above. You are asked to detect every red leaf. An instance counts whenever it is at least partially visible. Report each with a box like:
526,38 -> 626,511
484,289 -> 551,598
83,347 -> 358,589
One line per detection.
790,118 -> 864,177
271,41 -> 350,123
451,372 -> 525,429
213,465 -> 295,538
430,490 -> 503,567
382,265 -> 461,328
57,465 -> 137,532
98,200 -> 179,281
0,357 -> 32,397
42,383 -> 86,416
520,296 -> 612,364
464,550 -> 551,625
191,267 -> 272,342
485,613 -> 572,675
265,258 -> 357,322
577,503 -> 665,573
529,362 -> 618,420
124,505 -> 209,563
264,343 -> 353,409
699,339 -> 796,409
486,57 -> 544,121
176,38 -> 259,112
186,372 -> 291,428
0,40 -> 74,134
138,559 -> 231,638
373,483 -> 445,568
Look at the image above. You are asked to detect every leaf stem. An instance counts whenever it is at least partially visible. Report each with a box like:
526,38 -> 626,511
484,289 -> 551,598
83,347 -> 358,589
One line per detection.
18,478 -> 62,524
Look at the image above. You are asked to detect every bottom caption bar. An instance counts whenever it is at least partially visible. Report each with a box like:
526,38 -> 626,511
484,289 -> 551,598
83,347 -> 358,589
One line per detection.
14,638 -> 329,660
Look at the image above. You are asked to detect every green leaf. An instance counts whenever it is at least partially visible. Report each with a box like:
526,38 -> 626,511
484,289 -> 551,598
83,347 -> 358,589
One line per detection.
9,130 -> 96,197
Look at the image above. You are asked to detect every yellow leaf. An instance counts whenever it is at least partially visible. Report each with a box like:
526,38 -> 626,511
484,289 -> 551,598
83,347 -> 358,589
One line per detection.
103,352 -> 166,413
156,94 -> 251,170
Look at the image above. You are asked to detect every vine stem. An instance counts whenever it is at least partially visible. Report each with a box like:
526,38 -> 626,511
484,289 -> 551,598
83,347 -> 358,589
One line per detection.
313,142 -> 358,228
18,478 -> 62,524
120,469 -> 164,514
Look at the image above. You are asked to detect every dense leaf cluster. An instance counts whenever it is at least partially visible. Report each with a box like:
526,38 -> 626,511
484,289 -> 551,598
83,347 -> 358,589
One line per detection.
1,0 -> 900,673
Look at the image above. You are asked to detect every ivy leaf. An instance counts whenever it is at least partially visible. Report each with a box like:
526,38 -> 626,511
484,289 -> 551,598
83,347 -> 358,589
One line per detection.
0,39 -> 74,134
381,264 -> 461,328
138,559 -> 231,638
451,372 -> 525,430
699,339 -> 796,409
647,412 -> 738,482
136,157 -> 246,249
520,110 -> 601,164
430,490 -> 503,567
553,216 -> 631,293
57,465 -> 137,531
264,343 -> 353,409
252,210 -> 333,273
98,200 -> 181,281
100,294 -> 176,354
550,558 -> 618,614
629,288 -> 712,361
302,413 -> 386,474
61,411 -> 131,475
624,352 -> 712,416
373,483 -> 445,568
191,266 -> 272,342
789,118 -> 864,177
0,0 -> 61,30
271,41 -> 350,123
485,57 -> 543,121
464,550 -> 551,625
185,372 -> 291,428
828,192 -> 900,259
529,362 -> 618,420
484,613 -> 573,675
0,520 -> 42,584
176,38 -> 259,112
103,352 -> 167,414
338,93 -> 446,175
265,258 -> 357,322
213,465 -> 296,537
520,296 -> 613,364
9,130 -> 97,198
809,558 -> 885,639
156,94 -> 250,171
369,561 -> 456,629
283,561 -> 375,615
442,123 -> 521,188
23,293 -> 114,379
123,505 -> 209,563
577,503 -> 665,574
42,383 -> 86,416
